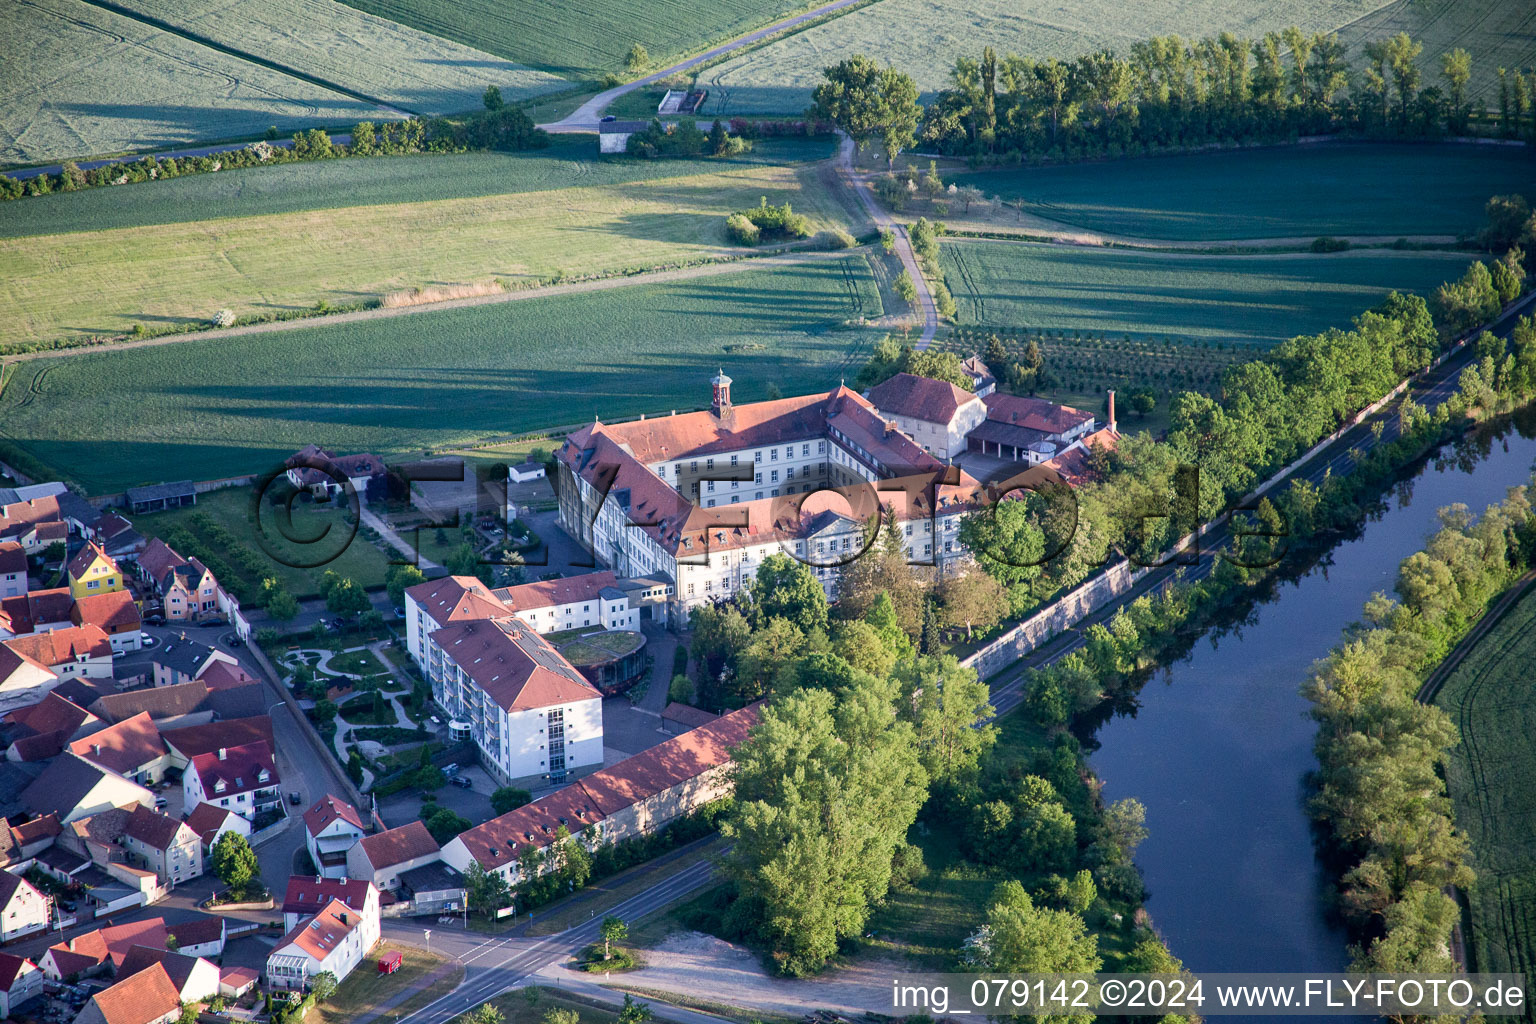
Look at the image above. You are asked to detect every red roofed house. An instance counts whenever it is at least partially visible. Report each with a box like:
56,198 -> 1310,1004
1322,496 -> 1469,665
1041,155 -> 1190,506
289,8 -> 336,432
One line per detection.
4,623 -> 113,682
427,616 -> 603,787
345,820 -> 440,893
117,805 -> 203,887
281,875 -> 377,931
402,575 -> 509,669
72,590 -> 143,652
0,496 -> 66,555
182,802 -> 249,853
136,539 -> 222,624
266,892 -> 380,992
0,542 -> 26,600
69,712 -> 168,784
115,946 -> 219,1004
968,391 -> 1097,465
160,716 -> 274,767
40,917 -> 167,980
0,952 -> 43,1017
303,795 -> 366,879
443,703 -> 759,885
284,446 -> 386,503
0,587 -> 74,640
0,643 -> 57,716
494,571 -> 638,635
867,371 -> 987,460
73,963 -> 180,1024
0,869 -> 49,941
183,741 -> 280,821
166,915 -> 226,959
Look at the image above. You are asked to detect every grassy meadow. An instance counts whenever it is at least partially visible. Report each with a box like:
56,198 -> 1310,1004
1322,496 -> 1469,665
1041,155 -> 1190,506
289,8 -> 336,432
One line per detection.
0,136 -> 837,238
947,143 -> 1536,242
1,0 -> 379,166
1434,584 -> 1536,985
340,0 -> 808,77
108,0 -> 565,114
699,0 -> 1385,113
0,255 -> 884,493
940,239 -> 1476,346
0,148 -> 850,346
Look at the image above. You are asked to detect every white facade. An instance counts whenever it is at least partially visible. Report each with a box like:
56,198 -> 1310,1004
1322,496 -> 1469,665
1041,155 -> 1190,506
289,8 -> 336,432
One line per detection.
874,400 -> 987,460
266,889 -> 380,992
0,873 -> 50,941
306,818 -> 365,880
508,593 -> 637,635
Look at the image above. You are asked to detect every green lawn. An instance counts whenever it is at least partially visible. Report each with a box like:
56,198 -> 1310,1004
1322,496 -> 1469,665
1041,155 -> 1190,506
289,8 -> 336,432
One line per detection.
0,0 -> 377,166
699,0 -> 1386,114
941,239 -> 1476,346
1434,584 -> 1536,985
947,143 -> 1536,241
339,0 -> 809,77
1,146 -> 850,347
0,136 -> 838,239
131,486 -> 394,597
0,255 -> 883,494
312,942 -> 461,1024
329,648 -> 389,676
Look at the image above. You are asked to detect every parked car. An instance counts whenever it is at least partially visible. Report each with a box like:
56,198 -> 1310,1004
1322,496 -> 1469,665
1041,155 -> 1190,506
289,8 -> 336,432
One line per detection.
139,632 -> 158,648
451,775 -> 473,789
289,791 -> 302,805
154,796 -> 167,810
144,615 -> 165,626
227,635 -> 244,648
600,114 -> 616,122
442,763 -> 459,776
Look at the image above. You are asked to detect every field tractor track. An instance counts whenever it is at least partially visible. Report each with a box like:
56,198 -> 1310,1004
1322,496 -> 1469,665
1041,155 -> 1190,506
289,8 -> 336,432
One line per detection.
68,0 -> 412,116
949,244 -> 985,323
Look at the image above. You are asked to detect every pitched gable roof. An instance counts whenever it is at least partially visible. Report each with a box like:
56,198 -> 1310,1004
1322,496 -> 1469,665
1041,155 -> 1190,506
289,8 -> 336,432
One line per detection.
575,702 -> 759,817
276,898 -> 364,961
69,712 -> 164,776
188,741 -> 276,798
91,680 -> 209,723
982,392 -> 1094,435
494,572 -> 618,612
0,542 -> 25,579
72,590 -> 141,633
21,752 -> 142,820
281,876 -> 374,917
4,624 -> 111,667
0,952 -> 34,992
165,915 -> 223,950
160,717 -> 273,760
0,868 -> 37,905
0,496 -> 62,541
83,963 -> 179,1024
115,946 -> 205,990
66,540 -> 117,580
303,795 -> 365,838
196,660 -> 255,691
10,690 -> 96,737
137,540 -> 187,591
404,575 -> 508,629
356,820 -> 438,871
453,780 -> 606,870
429,617 -> 600,713
867,371 -> 979,425
182,803 -> 238,846
122,805 -> 191,852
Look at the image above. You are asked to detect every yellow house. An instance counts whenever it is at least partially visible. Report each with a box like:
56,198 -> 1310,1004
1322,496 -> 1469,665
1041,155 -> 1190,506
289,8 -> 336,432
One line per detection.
67,540 -> 124,600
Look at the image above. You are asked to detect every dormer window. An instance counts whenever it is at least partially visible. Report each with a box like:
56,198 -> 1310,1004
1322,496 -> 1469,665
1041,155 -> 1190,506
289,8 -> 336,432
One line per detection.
214,780 -> 226,793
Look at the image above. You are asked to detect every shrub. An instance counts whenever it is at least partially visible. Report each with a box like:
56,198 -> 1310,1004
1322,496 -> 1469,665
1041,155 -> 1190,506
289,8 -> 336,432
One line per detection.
211,309 -> 237,328
1310,236 -> 1351,253
668,674 -> 694,704
725,213 -> 760,245
818,227 -> 857,250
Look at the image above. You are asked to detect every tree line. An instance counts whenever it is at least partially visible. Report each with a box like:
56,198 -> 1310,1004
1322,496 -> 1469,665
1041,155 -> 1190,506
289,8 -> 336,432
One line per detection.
814,32 -> 1529,167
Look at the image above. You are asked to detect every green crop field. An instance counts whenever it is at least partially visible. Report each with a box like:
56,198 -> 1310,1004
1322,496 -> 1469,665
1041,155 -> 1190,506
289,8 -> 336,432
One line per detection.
0,255 -> 884,494
1340,0 -> 1536,106
1434,584 -> 1536,989
0,136 -> 837,238
948,143 -> 1536,242
339,0 -> 807,77
699,0 -> 1385,114
0,153 -> 851,346
940,239 -> 1475,346
1,0 -> 380,166
106,0 -> 565,115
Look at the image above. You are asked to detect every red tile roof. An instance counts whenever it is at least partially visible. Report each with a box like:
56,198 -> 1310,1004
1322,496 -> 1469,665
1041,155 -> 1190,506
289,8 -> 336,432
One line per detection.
276,897 -> 365,961
0,952 -> 34,992
182,803 -> 238,846
494,571 -> 618,612
12,814 -> 60,845
303,795 -> 365,838
429,617 -> 600,713
453,780 -> 608,870
50,917 -> 168,973
72,590 -> 141,634
356,821 -> 438,871
160,717 -> 273,760
0,587 -> 75,634
405,575 -> 509,629
10,690 -> 95,736
137,539 -> 187,590
983,392 -> 1094,436
196,660 -> 255,690
281,876 -> 374,917
4,624 -> 111,667
577,703 -> 759,817
122,805 -> 192,852
69,712 -> 164,776
1042,427 -> 1121,486
0,542 -> 25,578
165,916 -> 223,950
0,496 -> 62,541
867,372 -> 979,425
189,741 -> 276,798
85,962 -> 179,1024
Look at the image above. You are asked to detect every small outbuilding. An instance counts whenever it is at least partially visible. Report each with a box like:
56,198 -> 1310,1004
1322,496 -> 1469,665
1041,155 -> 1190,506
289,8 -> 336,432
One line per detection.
599,121 -> 649,154
124,482 -> 196,516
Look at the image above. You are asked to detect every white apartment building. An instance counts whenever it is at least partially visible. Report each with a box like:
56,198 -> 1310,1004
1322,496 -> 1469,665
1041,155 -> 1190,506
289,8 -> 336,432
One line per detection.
426,616 -> 604,787
266,888 -> 380,992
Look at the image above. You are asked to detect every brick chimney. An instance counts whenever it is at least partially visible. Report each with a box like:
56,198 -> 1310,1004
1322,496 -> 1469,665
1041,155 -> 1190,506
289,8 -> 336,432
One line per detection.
1107,389 -> 1117,433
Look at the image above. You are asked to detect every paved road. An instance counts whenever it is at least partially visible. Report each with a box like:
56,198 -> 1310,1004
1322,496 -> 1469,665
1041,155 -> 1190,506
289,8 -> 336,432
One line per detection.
536,0 -> 869,133
836,133 -> 938,346
979,289 -> 1536,719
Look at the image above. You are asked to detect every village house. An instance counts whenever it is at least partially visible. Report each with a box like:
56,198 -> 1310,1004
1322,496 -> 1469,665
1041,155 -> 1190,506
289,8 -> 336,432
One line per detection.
555,374 -> 987,626
266,895 -> 380,992
89,512 -> 146,563
0,643 -> 58,715
136,539 -> 224,624
4,623 -> 113,685
72,963 -> 181,1024
867,372 -> 989,460
427,616 -> 604,787
960,354 -> 997,396
115,946 -> 220,1004
0,869 -> 50,941
968,391 -> 1099,465
182,802 -> 248,854
303,795 -> 367,879
149,637 -> 235,687
72,590 -> 143,652
345,820 -> 440,894
442,703 -> 758,885
68,712 -> 168,785
66,541 -> 124,601
20,751 -> 156,824
183,741 -> 280,821
6,691 -> 101,761
0,496 -> 68,555
281,875 -> 378,932
166,915 -> 226,959
0,542 -> 26,600
495,572 -> 639,635
161,716 -> 274,769
0,952 -> 43,1018
285,446 -> 386,502
117,805 -> 203,887
0,587 -> 74,640
40,918 -> 168,980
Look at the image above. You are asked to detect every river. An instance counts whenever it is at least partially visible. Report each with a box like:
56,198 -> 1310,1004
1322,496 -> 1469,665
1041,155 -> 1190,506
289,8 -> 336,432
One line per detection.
1086,416 -> 1536,981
